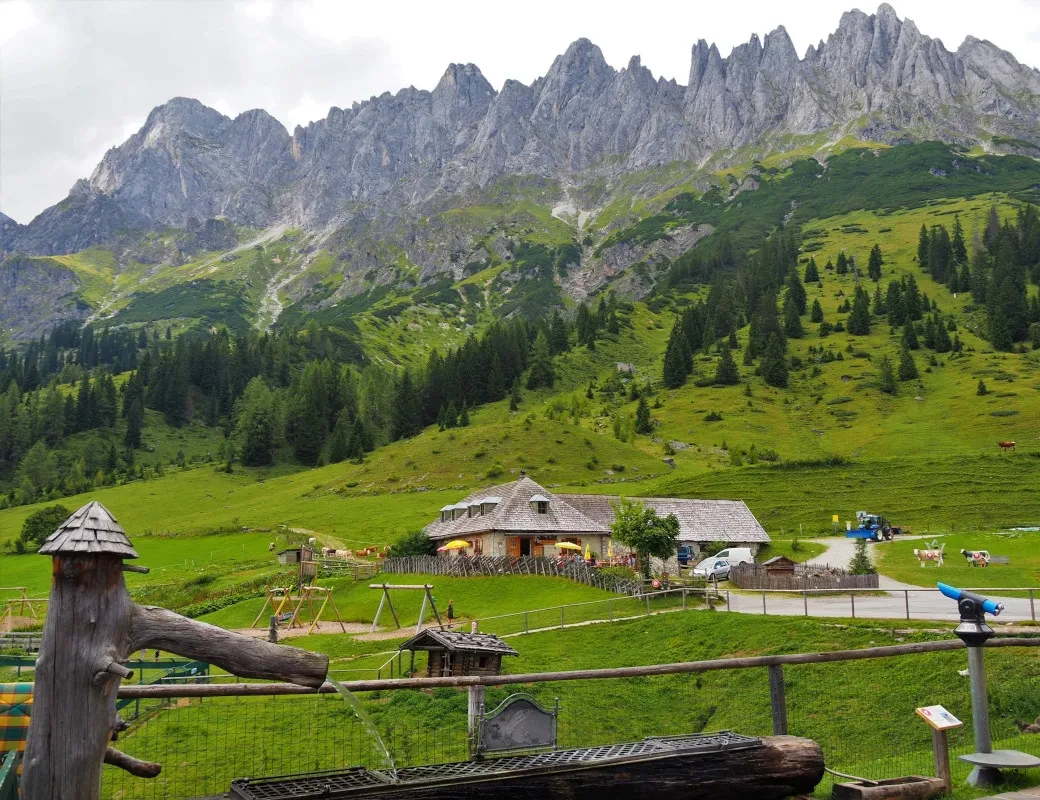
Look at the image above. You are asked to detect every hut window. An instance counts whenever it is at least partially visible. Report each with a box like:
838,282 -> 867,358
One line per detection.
536,501 -> 548,515
476,656 -> 488,669
440,511 -> 449,523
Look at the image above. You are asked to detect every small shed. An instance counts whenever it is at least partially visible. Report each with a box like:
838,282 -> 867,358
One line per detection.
277,548 -> 301,565
399,629 -> 518,678
761,556 -> 797,576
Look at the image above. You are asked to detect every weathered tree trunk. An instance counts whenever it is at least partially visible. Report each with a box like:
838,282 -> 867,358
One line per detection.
22,554 -> 328,800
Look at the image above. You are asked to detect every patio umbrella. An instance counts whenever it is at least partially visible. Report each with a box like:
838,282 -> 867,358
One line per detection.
443,540 -> 470,550
584,544 -> 591,560
607,541 -> 614,559
556,541 -> 581,551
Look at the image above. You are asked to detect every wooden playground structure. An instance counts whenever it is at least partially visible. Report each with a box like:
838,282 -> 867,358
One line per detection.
370,583 -> 443,634
0,587 -> 47,631
250,585 -> 347,635
252,546 -> 347,634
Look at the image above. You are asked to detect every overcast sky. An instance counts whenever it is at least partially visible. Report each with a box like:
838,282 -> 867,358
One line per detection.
2,0 -> 1039,224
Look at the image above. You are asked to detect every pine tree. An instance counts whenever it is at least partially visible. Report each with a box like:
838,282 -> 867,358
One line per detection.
444,400 -> 458,429
164,340 -> 191,427
124,399 -> 143,449
75,375 -> 91,433
760,334 -> 789,388
849,538 -> 876,575
235,377 -> 278,467
903,274 -> 923,320
810,299 -> 824,323
804,258 -> 819,283
923,316 -> 937,350
847,286 -> 871,335
934,316 -> 952,353
886,281 -> 905,326
526,330 -> 555,389
327,412 -> 351,464
662,322 -> 691,389
634,396 -> 652,434
902,321 -> 919,350
713,345 -> 740,385
868,243 -> 883,282
898,345 -> 919,381
878,356 -> 897,395
509,380 -> 522,411
977,379 -> 988,396
549,309 -> 570,354
836,251 -> 849,275
459,403 -> 470,427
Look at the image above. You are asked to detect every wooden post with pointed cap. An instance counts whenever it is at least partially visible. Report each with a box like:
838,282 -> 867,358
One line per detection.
21,501 -> 329,800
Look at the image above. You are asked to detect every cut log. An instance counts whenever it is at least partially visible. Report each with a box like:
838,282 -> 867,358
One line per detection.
832,776 -> 947,800
104,746 -> 162,778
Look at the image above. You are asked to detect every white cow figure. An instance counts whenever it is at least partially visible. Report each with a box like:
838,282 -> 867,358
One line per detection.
913,541 -> 945,568
960,548 -> 991,567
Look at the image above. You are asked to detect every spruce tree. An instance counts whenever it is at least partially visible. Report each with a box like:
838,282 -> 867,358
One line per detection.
235,377 -> 277,467
124,399 -> 143,449
786,269 -> 807,315
951,215 -> 968,266
634,396 -> 653,434
934,316 -> 952,353
327,412 -> 351,463
849,538 -> 876,575
898,345 -> 919,381
390,369 -> 423,441
549,309 -> 570,354
977,379 -> 988,396
886,281 -> 905,326
713,344 -> 740,385
878,356 -> 897,395
75,375 -> 92,433
509,380 -> 522,411
868,244 -> 883,282
459,403 -> 470,427
760,334 -> 789,388
836,251 -> 849,275
783,297 -> 804,338
903,274 -> 923,320
917,224 -> 930,267
444,400 -> 458,429
810,298 -> 824,323
902,321 -> 919,350
872,285 -> 886,316
526,330 -> 555,389
923,316 -> 937,350
847,286 -> 871,335
804,258 -> 819,283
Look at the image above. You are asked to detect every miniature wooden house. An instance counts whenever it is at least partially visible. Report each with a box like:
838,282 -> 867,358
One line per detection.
761,556 -> 797,576
399,630 -> 518,678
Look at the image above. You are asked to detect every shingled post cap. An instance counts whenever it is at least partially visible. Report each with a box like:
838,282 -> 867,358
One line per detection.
38,500 -> 139,558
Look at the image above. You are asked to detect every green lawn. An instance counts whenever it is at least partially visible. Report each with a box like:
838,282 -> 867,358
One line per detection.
876,531 -> 1040,588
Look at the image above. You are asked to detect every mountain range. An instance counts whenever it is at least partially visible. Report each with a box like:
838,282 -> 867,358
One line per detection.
2,3 -> 1040,339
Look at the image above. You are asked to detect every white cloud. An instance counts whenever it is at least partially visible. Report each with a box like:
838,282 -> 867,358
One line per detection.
1,0 -> 1039,223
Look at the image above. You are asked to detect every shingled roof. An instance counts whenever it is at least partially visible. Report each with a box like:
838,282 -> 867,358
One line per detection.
556,495 -> 770,544
398,629 -> 518,656
424,476 -> 609,541
39,501 -> 139,558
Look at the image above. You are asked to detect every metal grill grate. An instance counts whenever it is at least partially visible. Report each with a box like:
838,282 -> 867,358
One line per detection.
228,732 -> 761,799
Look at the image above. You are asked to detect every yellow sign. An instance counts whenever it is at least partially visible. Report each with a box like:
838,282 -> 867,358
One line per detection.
915,705 -> 963,731
832,515 -> 839,524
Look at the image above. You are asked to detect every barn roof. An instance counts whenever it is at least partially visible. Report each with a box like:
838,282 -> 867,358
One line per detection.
398,629 -> 518,656
556,495 -> 771,544
39,501 -> 138,558
424,476 -> 609,540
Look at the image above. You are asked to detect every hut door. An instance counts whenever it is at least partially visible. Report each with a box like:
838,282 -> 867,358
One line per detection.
506,537 -> 521,558
441,652 -> 453,676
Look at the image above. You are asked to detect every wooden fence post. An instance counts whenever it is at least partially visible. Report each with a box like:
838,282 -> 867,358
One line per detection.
768,664 -> 788,735
21,502 -> 327,800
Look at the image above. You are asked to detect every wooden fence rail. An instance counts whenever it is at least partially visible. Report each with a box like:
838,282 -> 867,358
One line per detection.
729,563 -> 880,591
382,555 -> 643,595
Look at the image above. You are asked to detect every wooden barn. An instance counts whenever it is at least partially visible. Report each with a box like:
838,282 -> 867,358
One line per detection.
761,555 -> 797,577
399,630 -> 518,678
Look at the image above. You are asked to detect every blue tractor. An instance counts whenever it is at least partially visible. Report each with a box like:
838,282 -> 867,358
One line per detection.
845,511 -> 905,541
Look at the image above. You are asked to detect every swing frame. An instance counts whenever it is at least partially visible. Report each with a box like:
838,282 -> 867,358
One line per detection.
369,583 -> 443,634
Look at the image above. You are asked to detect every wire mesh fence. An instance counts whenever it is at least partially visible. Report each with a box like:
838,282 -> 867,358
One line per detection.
98,640 -> 1040,799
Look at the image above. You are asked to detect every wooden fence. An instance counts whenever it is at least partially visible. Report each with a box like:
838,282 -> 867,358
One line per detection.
729,563 -> 880,591
382,555 -> 643,595
318,558 -> 379,581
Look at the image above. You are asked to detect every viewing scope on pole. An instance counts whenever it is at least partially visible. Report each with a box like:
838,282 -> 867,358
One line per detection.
937,583 -> 1003,617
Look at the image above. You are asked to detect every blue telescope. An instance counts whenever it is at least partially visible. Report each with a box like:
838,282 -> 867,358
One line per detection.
938,582 -> 1003,616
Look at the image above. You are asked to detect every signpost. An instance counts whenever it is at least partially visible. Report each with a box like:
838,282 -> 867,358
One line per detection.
915,705 -> 962,794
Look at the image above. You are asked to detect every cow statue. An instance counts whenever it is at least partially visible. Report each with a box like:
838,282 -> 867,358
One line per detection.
913,540 -> 945,568
960,548 -> 991,567
998,441 -> 1016,452
268,542 -> 276,552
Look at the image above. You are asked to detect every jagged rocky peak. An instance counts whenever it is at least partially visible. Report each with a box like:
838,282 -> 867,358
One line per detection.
432,63 -> 496,128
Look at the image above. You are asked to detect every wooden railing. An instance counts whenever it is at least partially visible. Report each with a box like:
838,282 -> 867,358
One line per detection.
382,555 -> 644,594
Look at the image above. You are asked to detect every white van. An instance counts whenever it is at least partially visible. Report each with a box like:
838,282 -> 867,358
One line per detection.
709,547 -> 754,566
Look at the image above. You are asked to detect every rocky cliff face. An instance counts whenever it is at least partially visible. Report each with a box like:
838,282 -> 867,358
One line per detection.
0,256 -> 88,339
6,3 -> 1040,257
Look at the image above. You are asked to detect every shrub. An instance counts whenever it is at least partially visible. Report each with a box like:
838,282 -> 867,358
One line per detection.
704,411 -> 723,422
17,504 -> 71,554
390,529 -> 436,557
599,565 -> 637,581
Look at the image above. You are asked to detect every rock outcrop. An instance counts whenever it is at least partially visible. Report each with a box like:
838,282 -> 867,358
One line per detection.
6,5 -> 1040,256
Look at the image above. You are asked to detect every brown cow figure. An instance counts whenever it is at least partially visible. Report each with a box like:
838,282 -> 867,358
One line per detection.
998,441 -> 1016,452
